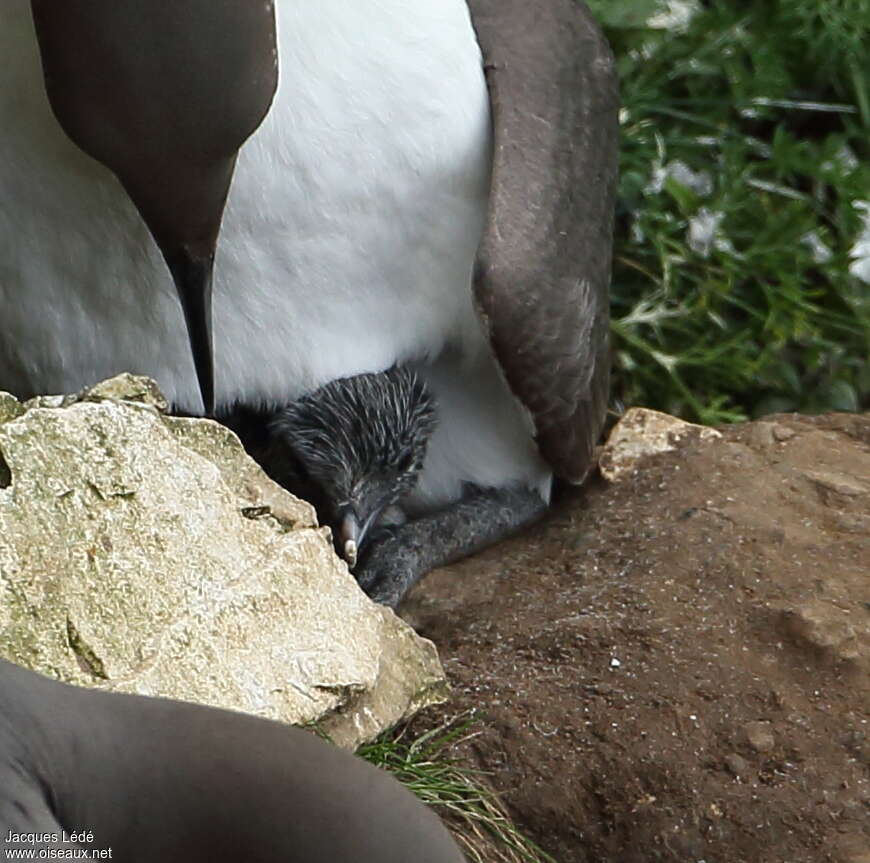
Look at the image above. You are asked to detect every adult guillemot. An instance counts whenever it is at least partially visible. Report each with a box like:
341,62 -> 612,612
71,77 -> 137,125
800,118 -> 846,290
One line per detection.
0,659 -> 465,862
0,0 -> 617,592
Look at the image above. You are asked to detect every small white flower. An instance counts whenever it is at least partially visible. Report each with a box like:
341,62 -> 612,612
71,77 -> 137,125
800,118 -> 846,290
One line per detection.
800,230 -> 833,264
646,159 -> 713,197
647,0 -> 700,31
687,207 -> 725,258
849,201 -> 870,284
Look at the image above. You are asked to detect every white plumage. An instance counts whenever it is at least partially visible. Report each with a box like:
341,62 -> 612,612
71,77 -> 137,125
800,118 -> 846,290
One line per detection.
0,0 -> 551,510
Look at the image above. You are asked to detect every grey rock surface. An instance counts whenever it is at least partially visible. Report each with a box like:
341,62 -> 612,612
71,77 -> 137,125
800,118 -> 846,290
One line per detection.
0,375 -> 447,748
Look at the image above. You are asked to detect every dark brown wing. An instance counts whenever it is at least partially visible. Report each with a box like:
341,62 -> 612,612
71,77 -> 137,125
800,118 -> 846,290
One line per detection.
467,0 -> 618,483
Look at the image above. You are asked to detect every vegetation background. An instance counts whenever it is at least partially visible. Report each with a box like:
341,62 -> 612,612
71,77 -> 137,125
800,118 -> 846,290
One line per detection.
588,0 -> 870,424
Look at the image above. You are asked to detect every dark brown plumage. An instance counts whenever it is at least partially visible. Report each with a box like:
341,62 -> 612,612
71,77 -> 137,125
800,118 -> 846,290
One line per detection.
22,0 -> 618,603
470,0 -> 618,483
30,0 -> 279,414
0,659 -> 465,862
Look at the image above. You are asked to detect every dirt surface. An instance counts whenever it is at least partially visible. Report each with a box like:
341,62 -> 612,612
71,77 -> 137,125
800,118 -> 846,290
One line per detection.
401,413 -> 869,863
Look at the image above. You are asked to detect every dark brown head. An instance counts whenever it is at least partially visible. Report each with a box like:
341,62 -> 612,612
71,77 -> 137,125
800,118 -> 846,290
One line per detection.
30,0 -> 279,414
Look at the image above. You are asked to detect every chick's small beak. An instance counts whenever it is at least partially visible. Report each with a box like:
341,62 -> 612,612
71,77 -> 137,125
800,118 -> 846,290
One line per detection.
338,510 -> 362,569
337,499 -> 389,570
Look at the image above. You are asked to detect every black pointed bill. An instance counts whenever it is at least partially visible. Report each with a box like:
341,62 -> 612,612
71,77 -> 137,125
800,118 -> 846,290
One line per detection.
166,249 -> 216,416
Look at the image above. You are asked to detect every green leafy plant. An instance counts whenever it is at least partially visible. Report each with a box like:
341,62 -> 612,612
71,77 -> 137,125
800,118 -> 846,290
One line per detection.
590,0 -> 870,423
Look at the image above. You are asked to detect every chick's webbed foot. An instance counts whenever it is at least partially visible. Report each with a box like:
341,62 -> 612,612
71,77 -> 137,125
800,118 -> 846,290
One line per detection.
355,485 -> 547,607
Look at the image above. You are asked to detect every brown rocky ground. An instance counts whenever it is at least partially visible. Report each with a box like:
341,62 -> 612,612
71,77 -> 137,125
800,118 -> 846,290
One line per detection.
401,412 -> 869,863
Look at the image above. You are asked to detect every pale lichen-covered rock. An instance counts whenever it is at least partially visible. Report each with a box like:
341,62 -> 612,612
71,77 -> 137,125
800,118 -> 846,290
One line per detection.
0,392 -> 24,425
599,406 -> 722,481
79,372 -> 170,412
0,375 -> 447,748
